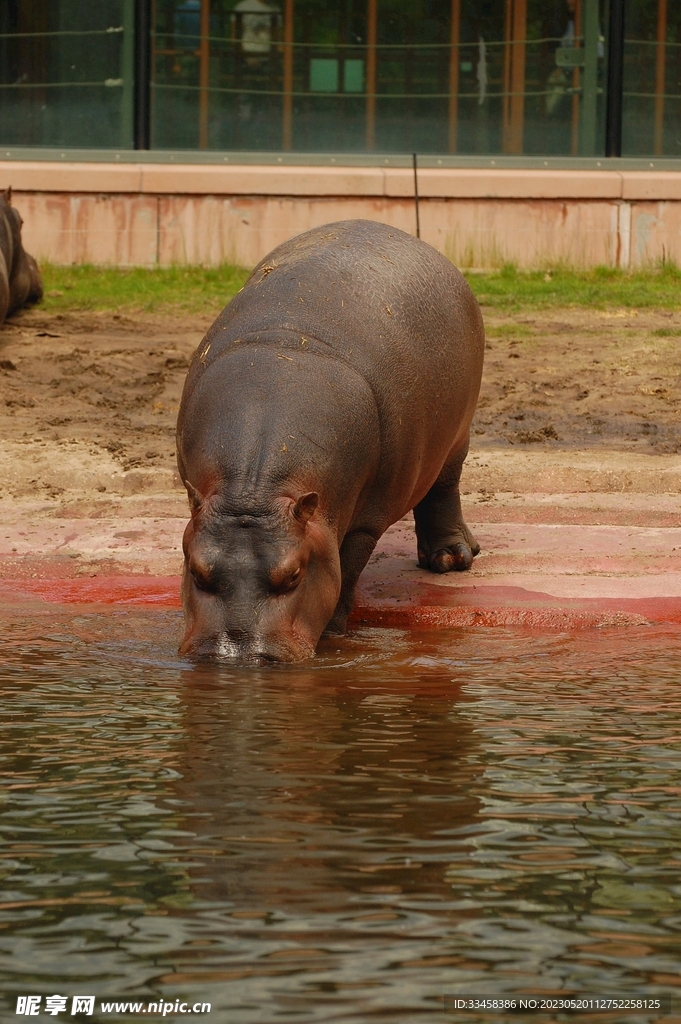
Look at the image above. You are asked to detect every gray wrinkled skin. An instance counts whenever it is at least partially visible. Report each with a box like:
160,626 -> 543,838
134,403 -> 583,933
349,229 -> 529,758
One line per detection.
177,219 -> 485,663
0,189 -> 43,325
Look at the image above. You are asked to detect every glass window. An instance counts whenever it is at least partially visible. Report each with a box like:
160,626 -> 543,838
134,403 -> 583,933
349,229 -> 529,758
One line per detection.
0,0 -> 133,148
10,0 -> 672,158
622,0 -> 681,156
150,0 -> 608,155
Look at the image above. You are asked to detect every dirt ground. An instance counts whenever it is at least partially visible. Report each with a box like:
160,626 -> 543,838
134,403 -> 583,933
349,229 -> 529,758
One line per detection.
0,304 -> 679,500
478,307 -> 680,453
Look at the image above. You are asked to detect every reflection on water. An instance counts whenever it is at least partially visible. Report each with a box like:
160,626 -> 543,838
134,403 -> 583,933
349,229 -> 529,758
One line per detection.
0,605 -> 680,1022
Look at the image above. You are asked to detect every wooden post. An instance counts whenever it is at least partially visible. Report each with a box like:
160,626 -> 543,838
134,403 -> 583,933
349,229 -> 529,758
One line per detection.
121,0 -> 135,147
571,0 -> 581,156
502,0 -> 512,150
198,0 -> 210,149
282,0 -> 294,150
580,0 -> 598,154
508,0 -> 526,154
366,0 -> 377,150
448,0 -> 461,153
654,0 -> 668,155
17,0 -> 48,124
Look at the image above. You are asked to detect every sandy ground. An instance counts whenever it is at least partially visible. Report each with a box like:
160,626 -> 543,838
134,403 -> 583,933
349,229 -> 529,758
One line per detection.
1,305 -> 679,486
1,303 -> 680,496
0,307 -> 202,485
479,306 -> 680,453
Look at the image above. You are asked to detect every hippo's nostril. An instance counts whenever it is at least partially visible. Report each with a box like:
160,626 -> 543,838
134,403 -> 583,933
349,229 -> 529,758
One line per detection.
251,650 -> 279,665
214,632 -> 284,663
180,632 -> 248,661
215,635 -> 242,659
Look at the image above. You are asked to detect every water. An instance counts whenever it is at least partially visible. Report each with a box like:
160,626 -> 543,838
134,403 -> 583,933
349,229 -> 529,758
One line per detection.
1,604 -> 680,1023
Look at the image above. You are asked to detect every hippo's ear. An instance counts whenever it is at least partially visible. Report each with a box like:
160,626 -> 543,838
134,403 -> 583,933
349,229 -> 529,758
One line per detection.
2,187 -> 11,205
185,480 -> 204,512
291,491 -> 319,525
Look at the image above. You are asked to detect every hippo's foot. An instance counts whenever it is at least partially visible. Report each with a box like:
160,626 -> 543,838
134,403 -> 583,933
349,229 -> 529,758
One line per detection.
323,528 -> 378,636
322,612 -> 348,637
413,462 -> 479,574
416,526 -> 480,574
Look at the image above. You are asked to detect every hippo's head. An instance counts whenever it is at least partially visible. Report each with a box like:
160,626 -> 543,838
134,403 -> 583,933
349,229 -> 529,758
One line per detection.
178,483 -> 342,664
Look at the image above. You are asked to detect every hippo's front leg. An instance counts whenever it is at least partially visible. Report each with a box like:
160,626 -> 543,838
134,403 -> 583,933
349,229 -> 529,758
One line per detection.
413,448 -> 480,574
323,529 -> 378,635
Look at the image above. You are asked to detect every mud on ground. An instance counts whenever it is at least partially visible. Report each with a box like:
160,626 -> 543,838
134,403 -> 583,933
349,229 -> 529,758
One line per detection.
0,304 -> 680,502
478,307 -> 680,453
0,308 -> 205,481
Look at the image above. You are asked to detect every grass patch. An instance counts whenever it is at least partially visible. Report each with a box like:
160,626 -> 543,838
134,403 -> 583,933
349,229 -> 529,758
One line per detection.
39,262 -> 250,315
484,323 -> 535,338
466,263 -> 681,310
33,260 -> 681,315
651,326 -> 681,337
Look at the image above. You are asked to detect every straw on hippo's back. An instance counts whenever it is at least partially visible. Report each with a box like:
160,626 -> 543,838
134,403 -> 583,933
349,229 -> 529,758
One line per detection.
176,219 -> 485,663
0,188 -> 43,325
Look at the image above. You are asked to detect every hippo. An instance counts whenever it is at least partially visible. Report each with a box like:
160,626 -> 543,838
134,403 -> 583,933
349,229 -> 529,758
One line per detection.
0,188 -> 42,325
177,219 -> 484,663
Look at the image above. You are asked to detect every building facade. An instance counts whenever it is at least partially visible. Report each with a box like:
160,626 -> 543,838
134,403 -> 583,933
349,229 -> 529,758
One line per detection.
1,0 -> 678,159
3,1 -> 681,270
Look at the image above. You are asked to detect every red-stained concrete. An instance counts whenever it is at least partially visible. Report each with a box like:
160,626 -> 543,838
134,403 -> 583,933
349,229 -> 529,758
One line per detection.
5,575 -> 181,607
350,518 -> 681,629
3,494 -> 681,630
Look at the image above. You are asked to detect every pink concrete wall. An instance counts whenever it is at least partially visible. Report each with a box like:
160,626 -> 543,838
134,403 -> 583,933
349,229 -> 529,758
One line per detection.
629,201 -> 681,267
17,192 -> 158,265
5,161 -> 681,269
154,194 -> 623,269
14,190 -> 634,270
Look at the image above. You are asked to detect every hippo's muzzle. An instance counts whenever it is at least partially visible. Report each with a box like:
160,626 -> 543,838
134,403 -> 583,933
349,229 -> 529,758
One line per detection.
179,628 -> 315,665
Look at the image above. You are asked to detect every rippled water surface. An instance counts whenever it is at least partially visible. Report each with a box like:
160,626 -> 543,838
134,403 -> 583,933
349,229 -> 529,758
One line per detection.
1,604 -> 680,1022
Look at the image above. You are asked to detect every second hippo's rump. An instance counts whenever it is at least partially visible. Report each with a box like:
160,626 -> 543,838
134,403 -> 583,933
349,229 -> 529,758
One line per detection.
177,219 -> 485,662
0,188 -> 42,325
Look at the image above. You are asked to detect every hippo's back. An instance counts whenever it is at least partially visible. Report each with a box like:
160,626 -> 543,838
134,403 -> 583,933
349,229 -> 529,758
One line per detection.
206,220 -> 483,411
184,221 -> 484,519
218,220 -> 478,347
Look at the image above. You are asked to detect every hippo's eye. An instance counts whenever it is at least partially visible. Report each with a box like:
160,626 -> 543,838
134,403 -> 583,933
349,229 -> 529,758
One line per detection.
191,570 -> 210,591
271,566 -> 301,593
190,563 -> 215,592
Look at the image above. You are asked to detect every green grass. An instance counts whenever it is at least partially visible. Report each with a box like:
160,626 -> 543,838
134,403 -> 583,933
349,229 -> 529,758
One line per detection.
39,262 -> 250,315
651,326 -> 681,337
35,260 -> 681,315
466,262 -> 681,310
484,322 -> 535,337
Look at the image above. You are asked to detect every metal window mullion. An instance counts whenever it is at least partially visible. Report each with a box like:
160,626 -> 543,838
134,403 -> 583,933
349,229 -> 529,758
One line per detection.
134,0 -> 151,149
605,0 -> 625,157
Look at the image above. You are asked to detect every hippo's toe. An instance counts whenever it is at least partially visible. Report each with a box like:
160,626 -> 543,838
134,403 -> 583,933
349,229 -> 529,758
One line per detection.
429,543 -> 474,573
418,531 -> 480,573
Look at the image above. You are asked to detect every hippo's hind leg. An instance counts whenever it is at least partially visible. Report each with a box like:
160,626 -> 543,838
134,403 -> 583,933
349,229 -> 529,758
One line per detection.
414,445 -> 479,573
323,529 -> 377,636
